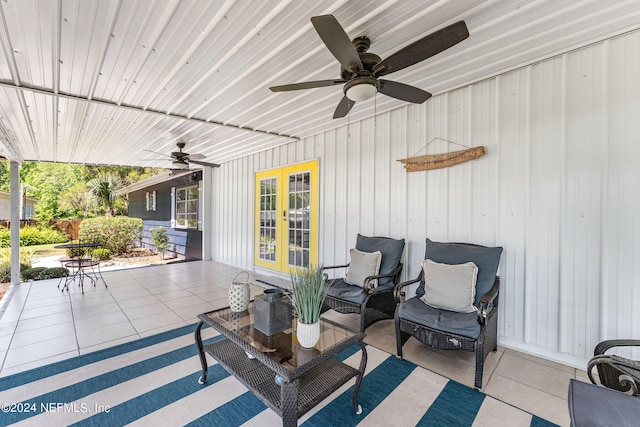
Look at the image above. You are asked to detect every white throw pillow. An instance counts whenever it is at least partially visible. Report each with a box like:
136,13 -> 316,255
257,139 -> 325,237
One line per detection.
345,249 -> 382,288
420,259 -> 479,313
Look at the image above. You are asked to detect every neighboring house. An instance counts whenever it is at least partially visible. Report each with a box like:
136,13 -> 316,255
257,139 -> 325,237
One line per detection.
0,190 -> 37,220
118,169 -> 203,260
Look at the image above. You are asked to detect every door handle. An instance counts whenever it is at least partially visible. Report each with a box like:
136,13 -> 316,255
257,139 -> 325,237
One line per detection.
283,210 -> 287,221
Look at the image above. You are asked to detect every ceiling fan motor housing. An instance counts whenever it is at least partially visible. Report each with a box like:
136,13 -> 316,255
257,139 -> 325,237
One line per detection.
341,37 -> 382,101
340,37 -> 382,80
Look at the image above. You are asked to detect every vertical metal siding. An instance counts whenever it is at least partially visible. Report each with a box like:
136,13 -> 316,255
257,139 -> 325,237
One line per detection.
212,30 -> 640,366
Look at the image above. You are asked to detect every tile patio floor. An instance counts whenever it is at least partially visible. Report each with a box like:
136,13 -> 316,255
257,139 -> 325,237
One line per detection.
0,260 -> 580,426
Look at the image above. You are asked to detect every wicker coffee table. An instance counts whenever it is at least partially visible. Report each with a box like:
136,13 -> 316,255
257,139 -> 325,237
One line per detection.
194,302 -> 367,427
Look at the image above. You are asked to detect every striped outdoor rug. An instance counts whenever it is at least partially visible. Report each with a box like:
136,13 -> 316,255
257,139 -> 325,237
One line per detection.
0,324 -> 557,426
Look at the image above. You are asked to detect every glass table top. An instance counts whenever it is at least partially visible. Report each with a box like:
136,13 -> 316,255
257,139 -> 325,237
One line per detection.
199,302 -> 362,371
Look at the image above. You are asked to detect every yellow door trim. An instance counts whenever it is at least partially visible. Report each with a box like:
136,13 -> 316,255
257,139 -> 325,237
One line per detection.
254,160 -> 318,273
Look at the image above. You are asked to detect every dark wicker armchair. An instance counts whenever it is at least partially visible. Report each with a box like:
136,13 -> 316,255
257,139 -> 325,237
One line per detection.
394,239 -> 503,389
587,340 -> 640,396
321,234 -> 405,332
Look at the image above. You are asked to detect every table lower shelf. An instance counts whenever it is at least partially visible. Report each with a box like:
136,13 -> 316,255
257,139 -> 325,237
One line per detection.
201,338 -> 361,419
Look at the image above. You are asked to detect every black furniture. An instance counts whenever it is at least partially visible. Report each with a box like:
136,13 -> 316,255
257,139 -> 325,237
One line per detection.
195,302 -> 367,427
587,339 -> 640,396
568,378 -> 640,426
321,234 -> 405,332
394,238 -> 502,389
55,241 -> 106,293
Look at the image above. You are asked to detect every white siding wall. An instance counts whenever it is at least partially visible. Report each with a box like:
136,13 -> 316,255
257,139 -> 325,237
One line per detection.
211,30 -> 640,368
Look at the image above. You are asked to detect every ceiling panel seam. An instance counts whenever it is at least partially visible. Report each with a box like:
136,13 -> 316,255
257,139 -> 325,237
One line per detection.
0,81 -> 300,143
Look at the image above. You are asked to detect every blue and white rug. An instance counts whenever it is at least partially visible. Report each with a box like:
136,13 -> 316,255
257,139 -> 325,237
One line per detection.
0,324 -> 557,426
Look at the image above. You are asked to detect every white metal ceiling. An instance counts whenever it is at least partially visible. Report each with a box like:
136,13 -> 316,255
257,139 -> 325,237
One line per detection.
0,0 -> 638,168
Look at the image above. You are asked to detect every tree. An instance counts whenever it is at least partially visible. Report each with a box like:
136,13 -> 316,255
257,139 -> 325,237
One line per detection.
58,182 -> 95,218
0,160 -> 162,220
21,162 -> 83,221
86,174 -> 123,217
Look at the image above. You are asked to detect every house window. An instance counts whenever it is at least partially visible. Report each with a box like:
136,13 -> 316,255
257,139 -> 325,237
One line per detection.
175,186 -> 198,229
146,191 -> 156,211
24,205 -> 33,219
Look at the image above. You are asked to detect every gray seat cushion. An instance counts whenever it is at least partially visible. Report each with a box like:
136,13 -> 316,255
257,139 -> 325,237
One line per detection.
355,234 -> 405,287
568,379 -> 640,427
324,279 -> 367,304
416,238 -> 503,307
398,297 -> 481,339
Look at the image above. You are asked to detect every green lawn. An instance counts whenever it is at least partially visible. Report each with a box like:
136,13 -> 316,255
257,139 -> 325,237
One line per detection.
30,243 -> 68,258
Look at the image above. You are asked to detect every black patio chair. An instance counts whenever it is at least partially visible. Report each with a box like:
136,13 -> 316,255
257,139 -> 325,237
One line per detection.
587,339 -> 640,396
394,238 -> 503,389
321,234 -> 405,332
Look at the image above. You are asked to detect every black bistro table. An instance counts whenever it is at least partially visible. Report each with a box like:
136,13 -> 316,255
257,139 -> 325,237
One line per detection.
195,302 -> 367,427
55,242 -> 104,293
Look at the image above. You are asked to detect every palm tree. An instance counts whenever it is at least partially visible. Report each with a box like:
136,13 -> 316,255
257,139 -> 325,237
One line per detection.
86,174 -> 122,217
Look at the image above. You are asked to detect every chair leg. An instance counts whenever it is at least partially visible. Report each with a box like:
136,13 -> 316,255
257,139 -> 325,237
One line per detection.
475,335 -> 486,389
394,311 -> 411,358
90,262 -> 107,287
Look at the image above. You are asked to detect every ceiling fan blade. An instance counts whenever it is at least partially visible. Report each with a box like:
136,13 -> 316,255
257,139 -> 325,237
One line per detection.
186,153 -> 206,160
311,15 -> 363,73
270,80 -> 345,92
373,21 -> 469,77
189,159 -> 221,168
379,80 -> 432,103
333,96 -> 356,119
143,148 -> 170,158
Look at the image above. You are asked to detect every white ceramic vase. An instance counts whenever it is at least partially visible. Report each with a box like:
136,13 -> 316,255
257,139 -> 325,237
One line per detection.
296,321 -> 320,348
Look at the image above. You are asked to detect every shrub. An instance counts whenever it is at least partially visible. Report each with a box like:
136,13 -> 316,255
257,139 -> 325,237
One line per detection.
21,267 -> 47,281
21,266 -> 68,281
79,216 -> 143,255
150,227 -> 170,259
38,267 -> 68,280
19,226 -> 67,246
65,246 -> 88,258
92,247 -> 111,260
0,247 -> 35,266
0,226 -> 67,247
0,262 -> 10,283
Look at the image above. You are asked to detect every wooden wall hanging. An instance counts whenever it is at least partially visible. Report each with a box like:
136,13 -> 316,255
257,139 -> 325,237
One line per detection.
397,138 -> 485,172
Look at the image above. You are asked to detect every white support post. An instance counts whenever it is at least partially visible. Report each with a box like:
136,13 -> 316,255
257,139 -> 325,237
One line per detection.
10,161 -> 21,285
200,167 -> 213,261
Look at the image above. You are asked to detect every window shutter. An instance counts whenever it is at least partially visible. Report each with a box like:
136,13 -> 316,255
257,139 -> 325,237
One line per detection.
170,187 -> 176,228
197,181 -> 203,231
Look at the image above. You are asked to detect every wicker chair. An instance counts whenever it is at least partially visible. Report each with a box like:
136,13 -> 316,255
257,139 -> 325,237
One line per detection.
321,234 -> 405,332
587,340 -> 640,396
394,239 -> 503,389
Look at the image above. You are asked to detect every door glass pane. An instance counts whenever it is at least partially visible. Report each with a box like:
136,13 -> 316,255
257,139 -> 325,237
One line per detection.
287,171 -> 311,268
259,177 -> 277,262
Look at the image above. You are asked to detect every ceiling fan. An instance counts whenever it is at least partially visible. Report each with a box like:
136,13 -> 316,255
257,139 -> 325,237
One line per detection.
270,15 -> 469,118
143,141 -> 220,170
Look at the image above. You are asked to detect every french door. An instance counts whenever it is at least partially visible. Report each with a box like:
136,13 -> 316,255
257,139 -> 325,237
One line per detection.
254,160 -> 318,273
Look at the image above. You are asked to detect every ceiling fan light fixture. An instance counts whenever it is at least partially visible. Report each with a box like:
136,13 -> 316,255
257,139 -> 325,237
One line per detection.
344,76 -> 379,102
171,159 -> 189,170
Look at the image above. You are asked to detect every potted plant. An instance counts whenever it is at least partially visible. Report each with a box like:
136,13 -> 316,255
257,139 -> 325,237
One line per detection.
287,265 -> 330,348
